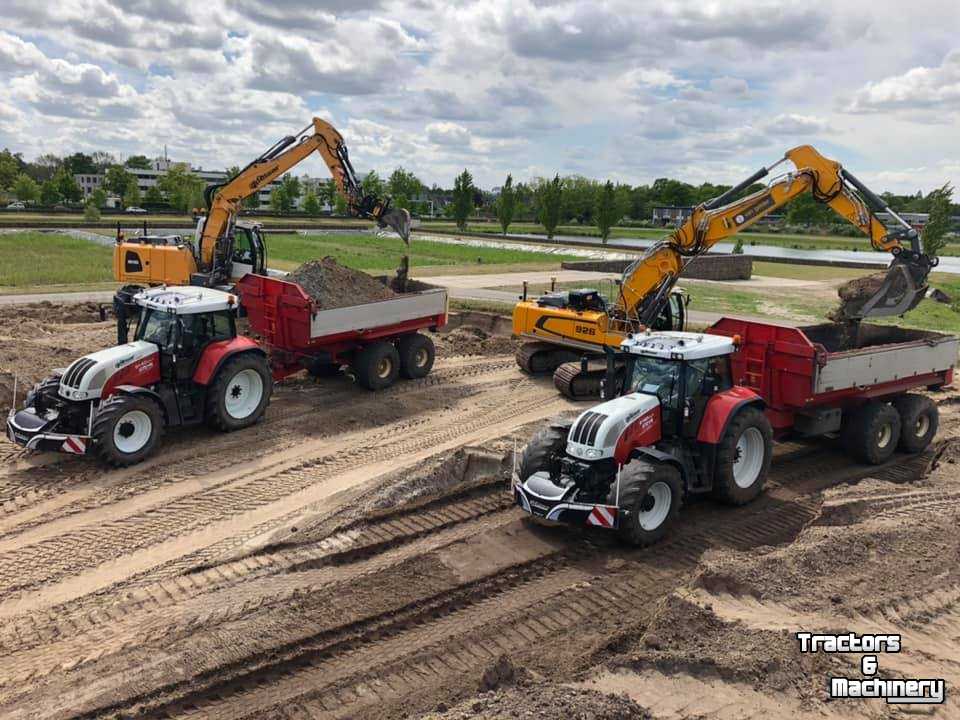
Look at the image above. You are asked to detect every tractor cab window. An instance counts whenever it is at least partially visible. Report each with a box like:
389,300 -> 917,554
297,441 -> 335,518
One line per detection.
625,356 -> 682,410
136,309 -> 178,352
176,311 -> 235,356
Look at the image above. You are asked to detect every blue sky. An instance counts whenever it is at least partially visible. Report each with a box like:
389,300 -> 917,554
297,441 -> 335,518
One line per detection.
0,0 -> 958,194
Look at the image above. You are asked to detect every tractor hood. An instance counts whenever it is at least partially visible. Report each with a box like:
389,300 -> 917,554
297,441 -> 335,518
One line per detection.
566,392 -> 660,461
58,341 -> 158,402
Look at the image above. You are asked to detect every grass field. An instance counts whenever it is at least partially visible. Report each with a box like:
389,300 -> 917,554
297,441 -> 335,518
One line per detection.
266,233 -> 579,272
0,232 -> 115,287
0,231 -> 578,289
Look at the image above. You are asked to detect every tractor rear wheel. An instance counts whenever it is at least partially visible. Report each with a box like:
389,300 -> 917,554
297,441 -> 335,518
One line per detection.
93,394 -> 163,467
892,394 -> 938,454
517,420 -> 571,483
354,341 -> 401,390
207,353 -> 272,431
398,333 -> 435,379
613,461 -> 682,547
713,406 -> 772,505
841,401 -> 901,465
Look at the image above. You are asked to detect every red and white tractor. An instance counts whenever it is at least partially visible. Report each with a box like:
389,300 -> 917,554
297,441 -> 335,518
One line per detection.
514,320 -> 947,546
6,286 -> 272,466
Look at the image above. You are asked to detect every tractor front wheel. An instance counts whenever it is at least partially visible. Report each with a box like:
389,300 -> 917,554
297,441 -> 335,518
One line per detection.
92,394 -> 163,467
713,406 -> 772,505
517,420 -> 571,483
207,353 -> 273,431
613,461 -> 682,547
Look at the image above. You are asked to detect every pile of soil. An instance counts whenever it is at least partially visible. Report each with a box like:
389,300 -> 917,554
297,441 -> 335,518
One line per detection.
420,676 -> 650,719
286,257 -> 395,310
828,271 -> 890,321
433,327 -> 518,357
0,301 -> 109,325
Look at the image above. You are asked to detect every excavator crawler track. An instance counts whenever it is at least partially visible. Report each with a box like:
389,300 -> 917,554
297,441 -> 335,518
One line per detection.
515,342 -> 578,375
553,360 -> 616,400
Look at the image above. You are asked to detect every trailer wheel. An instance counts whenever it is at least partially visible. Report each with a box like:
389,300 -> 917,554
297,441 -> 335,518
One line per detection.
841,401 -> 901,465
518,420 -> 571,482
354,341 -> 401,390
892,394 -> 938,454
398,333 -> 435,379
93,394 -> 163,467
207,353 -> 272,431
613,461 -> 681,547
713,407 -> 772,505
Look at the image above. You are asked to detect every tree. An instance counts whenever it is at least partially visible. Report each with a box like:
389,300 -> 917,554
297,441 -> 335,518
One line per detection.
316,178 -> 337,208
452,169 -> 474,230
54,168 -> 82,203
90,151 -> 116,171
333,189 -> 348,215
84,200 -> 101,222
785,193 -> 832,225
125,155 -> 152,170
496,174 -> 516,235
0,149 -> 20,190
595,180 -> 619,243
156,166 -> 204,212
922,182 -> 954,257
40,179 -> 61,206
243,192 -> 261,210
535,175 -> 563,240
92,188 -> 108,208
13,173 -> 39,203
362,170 -> 385,199
30,153 -> 61,182
388,167 -> 423,210
104,165 -> 134,198
144,185 -> 163,206
124,178 -> 142,207
63,152 -> 97,175
269,187 -> 286,214
279,174 -> 301,211
303,190 -> 321,215
732,237 -> 745,254
562,175 -> 599,224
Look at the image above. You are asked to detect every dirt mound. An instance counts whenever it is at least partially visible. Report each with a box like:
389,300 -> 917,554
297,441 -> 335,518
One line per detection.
433,326 -> 518,357
478,654 -> 530,692
420,677 -> 650,719
286,257 -> 395,309
0,301 -> 109,326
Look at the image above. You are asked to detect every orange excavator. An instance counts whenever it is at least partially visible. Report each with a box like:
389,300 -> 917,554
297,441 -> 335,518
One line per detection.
112,117 -> 411,290
513,145 -> 936,397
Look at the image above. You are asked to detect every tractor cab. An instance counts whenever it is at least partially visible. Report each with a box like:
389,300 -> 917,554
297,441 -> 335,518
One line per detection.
604,331 -> 736,438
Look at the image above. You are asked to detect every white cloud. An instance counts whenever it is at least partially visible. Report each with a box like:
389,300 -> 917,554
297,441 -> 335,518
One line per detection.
847,49 -> 960,112
426,122 -> 471,146
764,114 -> 828,135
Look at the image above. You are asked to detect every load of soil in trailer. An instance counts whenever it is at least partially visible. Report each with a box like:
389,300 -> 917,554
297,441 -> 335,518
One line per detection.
800,322 -> 942,352
286,256 -> 396,310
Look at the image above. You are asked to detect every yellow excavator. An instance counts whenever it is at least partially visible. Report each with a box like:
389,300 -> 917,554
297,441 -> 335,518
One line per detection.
113,117 -> 411,290
513,145 -> 936,397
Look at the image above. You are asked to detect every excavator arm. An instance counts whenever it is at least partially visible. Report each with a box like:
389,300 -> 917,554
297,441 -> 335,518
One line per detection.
620,145 -> 934,327
197,117 -> 411,273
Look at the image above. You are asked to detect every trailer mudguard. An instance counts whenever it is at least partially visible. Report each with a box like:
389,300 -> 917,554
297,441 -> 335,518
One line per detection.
696,387 -> 764,444
192,337 -> 264,386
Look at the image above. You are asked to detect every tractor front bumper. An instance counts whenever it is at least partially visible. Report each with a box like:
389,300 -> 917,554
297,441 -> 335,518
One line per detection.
514,471 -> 620,530
6,409 -> 91,455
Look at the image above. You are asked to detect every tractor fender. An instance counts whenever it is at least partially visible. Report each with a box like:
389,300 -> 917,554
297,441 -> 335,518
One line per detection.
626,446 -> 687,486
193,337 -> 265,386
109,385 -> 169,424
696,387 -> 765,445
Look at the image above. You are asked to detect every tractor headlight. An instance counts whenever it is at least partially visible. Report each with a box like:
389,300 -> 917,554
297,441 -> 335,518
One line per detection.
584,448 -> 602,459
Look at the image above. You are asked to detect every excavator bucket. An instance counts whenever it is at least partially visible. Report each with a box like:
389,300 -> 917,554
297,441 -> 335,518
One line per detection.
837,256 -> 931,320
378,208 -> 412,245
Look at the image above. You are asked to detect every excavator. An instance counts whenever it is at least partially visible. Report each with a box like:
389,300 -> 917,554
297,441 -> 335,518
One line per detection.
513,145 -> 937,398
113,117 -> 411,292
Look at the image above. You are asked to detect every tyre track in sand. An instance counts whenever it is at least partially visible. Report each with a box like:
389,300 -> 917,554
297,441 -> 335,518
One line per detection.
0,356 -> 515,540
0,372 -> 568,617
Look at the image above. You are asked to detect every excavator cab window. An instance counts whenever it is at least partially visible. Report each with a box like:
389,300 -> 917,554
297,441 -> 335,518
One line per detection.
568,289 -> 605,312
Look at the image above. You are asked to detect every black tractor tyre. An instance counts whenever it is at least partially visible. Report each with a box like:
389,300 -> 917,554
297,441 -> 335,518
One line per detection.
397,333 -> 436,379
613,461 -> 682,547
517,420 -> 572,483
354,341 -> 401,391
841,401 -> 901,465
712,406 -> 773,506
92,394 -> 163,467
206,352 -> 273,432
892,394 -> 938,454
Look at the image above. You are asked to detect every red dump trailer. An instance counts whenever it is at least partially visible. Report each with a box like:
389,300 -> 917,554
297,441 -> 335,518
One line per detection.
237,274 -> 448,390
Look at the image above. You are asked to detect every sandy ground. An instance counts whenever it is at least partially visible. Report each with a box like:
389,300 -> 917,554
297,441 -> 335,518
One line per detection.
0,300 -> 957,719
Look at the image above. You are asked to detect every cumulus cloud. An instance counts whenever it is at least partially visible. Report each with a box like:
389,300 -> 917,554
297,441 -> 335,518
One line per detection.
426,121 -> 471,146
764,113 -> 827,135
846,49 -> 960,112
